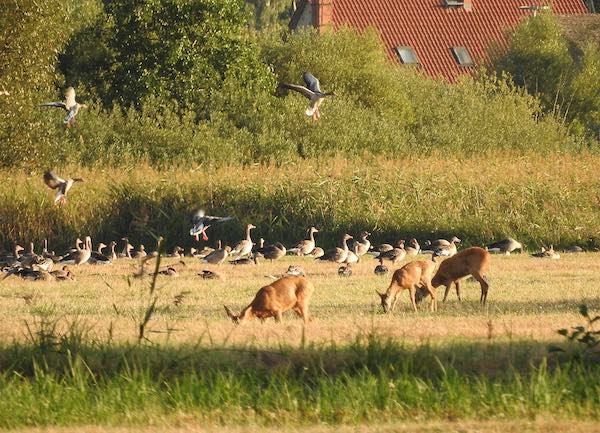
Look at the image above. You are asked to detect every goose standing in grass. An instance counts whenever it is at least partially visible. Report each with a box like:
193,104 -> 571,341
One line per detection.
487,238 -> 523,255
308,246 -> 325,259
89,242 -> 111,265
430,236 -> 461,257
352,231 -> 371,257
119,239 -> 134,259
43,171 -> 84,205
257,242 -> 286,262
280,72 -> 336,121
317,234 -> 353,263
0,245 -> 25,268
108,241 -> 118,261
565,245 -> 584,253
189,209 -> 233,242
230,224 -> 256,259
202,245 -> 232,265
59,237 -> 91,265
132,244 -> 147,259
405,239 -> 421,256
379,241 -> 407,264
289,227 -> 319,256
40,87 -> 87,128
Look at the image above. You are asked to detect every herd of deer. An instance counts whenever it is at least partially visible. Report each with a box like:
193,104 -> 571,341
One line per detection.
224,246 -> 490,325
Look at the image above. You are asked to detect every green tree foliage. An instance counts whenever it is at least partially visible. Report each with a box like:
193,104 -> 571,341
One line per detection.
61,0 -> 275,114
245,0 -> 293,29
494,12 -> 573,112
0,0 -> 99,168
569,43 -> 600,139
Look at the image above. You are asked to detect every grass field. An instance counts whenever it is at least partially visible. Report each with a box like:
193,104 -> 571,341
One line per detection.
0,251 -> 599,430
0,251 -> 598,345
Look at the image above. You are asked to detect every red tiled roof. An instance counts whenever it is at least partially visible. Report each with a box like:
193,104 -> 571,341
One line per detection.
310,0 -> 588,81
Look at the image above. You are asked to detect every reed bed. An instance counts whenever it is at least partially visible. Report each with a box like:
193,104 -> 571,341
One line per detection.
1,153 -> 600,252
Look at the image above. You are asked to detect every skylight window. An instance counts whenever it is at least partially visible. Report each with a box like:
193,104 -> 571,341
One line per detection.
395,46 -> 419,65
451,46 -> 474,66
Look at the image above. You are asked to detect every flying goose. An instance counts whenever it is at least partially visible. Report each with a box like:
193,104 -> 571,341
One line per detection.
280,72 -> 336,121
43,171 -> 84,205
289,227 -> 319,256
352,231 -> 371,256
190,209 -> 233,242
40,87 -> 87,128
317,234 -> 353,263
487,238 -> 523,255
230,224 -> 256,259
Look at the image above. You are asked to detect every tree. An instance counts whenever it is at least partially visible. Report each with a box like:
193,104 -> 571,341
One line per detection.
494,12 -> 573,113
0,0 -> 99,168
61,0 -> 275,115
569,42 -> 600,139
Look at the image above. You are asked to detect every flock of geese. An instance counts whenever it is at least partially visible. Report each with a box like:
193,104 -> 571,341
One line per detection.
0,219 -> 584,282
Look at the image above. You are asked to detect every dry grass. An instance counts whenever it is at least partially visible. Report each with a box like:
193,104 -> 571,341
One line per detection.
1,251 -> 598,347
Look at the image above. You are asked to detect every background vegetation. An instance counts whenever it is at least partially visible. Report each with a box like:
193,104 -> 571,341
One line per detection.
1,2 -> 599,248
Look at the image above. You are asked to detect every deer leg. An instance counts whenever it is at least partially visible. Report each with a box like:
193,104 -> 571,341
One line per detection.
473,273 -> 489,305
443,283 -> 452,302
409,287 -> 418,312
426,284 -> 437,312
274,311 -> 283,322
391,293 -> 400,312
455,281 -> 462,301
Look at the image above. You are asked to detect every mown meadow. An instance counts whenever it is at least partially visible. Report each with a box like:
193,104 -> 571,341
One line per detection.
0,252 -> 599,429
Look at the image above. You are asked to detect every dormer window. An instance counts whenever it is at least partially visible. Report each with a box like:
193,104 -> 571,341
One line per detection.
395,46 -> 419,65
451,46 -> 474,66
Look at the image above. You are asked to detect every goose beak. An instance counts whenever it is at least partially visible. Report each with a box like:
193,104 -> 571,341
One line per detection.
194,234 -> 199,242
202,229 -> 208,241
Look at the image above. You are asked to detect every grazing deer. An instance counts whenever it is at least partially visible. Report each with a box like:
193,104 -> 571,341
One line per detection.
224,276 -> 314,324
376,260 -> 437,313
422,247 -> 491,304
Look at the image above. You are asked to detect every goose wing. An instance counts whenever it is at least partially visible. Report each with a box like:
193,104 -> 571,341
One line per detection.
43,171 -> 65,189
303,73 -> 322,93
40,101 -> 67,110
280,82 -> 314,99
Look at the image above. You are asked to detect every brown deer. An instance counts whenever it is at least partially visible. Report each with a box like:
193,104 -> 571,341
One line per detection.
224,276 -> 314,324
376,260 -> 438,313
424,247 -> 491,304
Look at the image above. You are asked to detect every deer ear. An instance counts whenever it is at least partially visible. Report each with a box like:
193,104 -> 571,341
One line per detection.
224,305 -> 236,321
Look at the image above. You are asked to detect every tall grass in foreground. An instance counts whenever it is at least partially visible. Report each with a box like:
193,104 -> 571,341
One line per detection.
1,153 -> 600,251
0,327 -> 598,427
